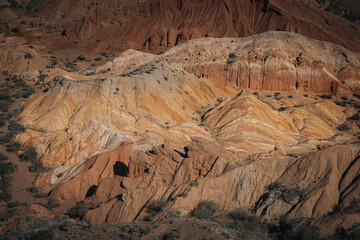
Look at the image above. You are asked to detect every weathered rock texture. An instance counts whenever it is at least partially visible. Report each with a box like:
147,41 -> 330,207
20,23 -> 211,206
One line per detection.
163,32 -> 360,94
24,0 -> 360,53
80,144 -> 360,225
8,33 -> 360,231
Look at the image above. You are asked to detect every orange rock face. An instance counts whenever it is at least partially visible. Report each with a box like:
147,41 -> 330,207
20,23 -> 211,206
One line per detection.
4,30 -> 358,233
80,144 -> 360,225
28,0 -> 360,53
163,32 -> 360,94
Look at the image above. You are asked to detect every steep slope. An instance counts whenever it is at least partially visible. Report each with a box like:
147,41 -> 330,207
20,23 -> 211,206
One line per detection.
14,32 -> 360,168
16,61 -> 237,166
4,0 -> 360,53
163,32 -> 360,94
2,32 -> 359,235
80,143 -> 360,225
308,0 -> 360,26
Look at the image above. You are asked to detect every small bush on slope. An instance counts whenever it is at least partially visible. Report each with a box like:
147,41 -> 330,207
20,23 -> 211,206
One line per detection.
190,201 -> 217,219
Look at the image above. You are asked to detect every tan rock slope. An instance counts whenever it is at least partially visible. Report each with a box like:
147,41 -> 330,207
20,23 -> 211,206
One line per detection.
7,31 -> 360,233
164,32 -> 360,94
81,144 -> 360,225
99,32 -> 360,95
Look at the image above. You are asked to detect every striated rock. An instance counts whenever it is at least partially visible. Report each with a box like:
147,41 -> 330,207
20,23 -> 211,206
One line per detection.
163,32 -> 360,94
26,0 -> 360,53
16,62 -> 236,166
253,144 -> 360,219
44,138 -> 234,203
82,144 -> 360,225
0,37 -> 51,74
202,92 -> 298,156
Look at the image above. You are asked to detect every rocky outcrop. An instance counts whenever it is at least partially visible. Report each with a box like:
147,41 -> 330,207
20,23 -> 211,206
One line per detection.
16,62 -> 237,166
253,144 -> 360,219
163,32 -> 360,94
81,144 -> 360,225
26,0 -> 360,53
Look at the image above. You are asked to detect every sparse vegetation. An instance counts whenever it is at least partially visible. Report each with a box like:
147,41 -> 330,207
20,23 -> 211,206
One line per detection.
190,201 -> 217,219
24,53 -> 33,59
229,53 -> 236,59
0,161 -> 18,175
353,93 -> 360,99
270,215 -> 321,240
20,147 -> 44,173
11,27 -> 20,33
349,112 -> 360,120
0,152 -> 9,161
337,123 -> 349,131
267,182 -> 304,203
8,120 -> 25,133
0,119 -> 6,127
144,200 -> 168,221
228,208 -> 270,239
38,198 -> 60,210
67,201 -> 88,219
6,141 -> 21,152
319,94 -> 332,99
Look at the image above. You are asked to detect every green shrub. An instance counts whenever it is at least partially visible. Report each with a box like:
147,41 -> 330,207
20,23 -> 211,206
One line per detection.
0,93 -> 11,100
33,193 -> 48,198
288,224 -> 321,240
337,124 -> 349,131
24,53 -> 33,59
0,161 -> 18,174
143,200 -> 168,221
20,146 -> 38,162
22,88 -> 35,98
77,55 -> 85,61
349,113 -> 360,120
229,208 -> 270,239
11,27 -> 20,33
161,228 -> 182,240
7,201 -> 27,208
27,187 -> 40,193
0,192 -> 12,202
0,119 -> 5,127
29,229 -> 54,240
0,101 -> 9,112
8,121 -> 25,133
229,53 -> 236,59
0,152 -> 8,161
6,141 -> 21,152
319,94 -> 332,99
38,198 -> 60,210
267,182 -> 303,203
353,93 -> 360,99
190,201 -> 217,219
7,107 -> 24,118
0,132 -> 14,144
20,147 -> 43,172
334,100 -> 341,106
67,201 -> 88,219
281,187 -> 303,203
267,181 -> 283,191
